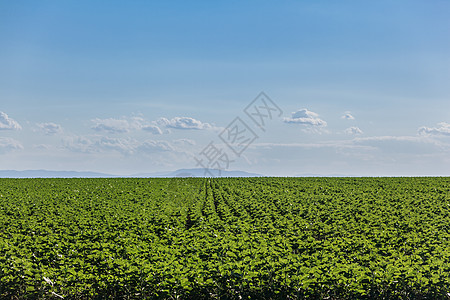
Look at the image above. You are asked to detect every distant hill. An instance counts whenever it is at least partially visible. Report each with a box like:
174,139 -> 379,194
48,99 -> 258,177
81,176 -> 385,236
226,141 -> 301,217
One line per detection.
0,170 -> 118,178
294,173 -> 358,177
0,168 -> 263,178
131,168 -> 263,178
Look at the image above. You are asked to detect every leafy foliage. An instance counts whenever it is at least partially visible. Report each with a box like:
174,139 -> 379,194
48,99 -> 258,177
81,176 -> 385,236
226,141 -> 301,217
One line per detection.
1,177 -> 450,299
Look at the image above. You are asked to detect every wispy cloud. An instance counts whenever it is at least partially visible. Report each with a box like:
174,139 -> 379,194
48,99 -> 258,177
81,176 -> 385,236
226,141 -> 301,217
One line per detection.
97,137 -> 139,155
62,135 -> 97,153
33,144 -> 53,151
173,139 -> 196,146
418,122 -> 450,137
36,122 -> 63,135
62,135 -> 180,155
350,135 -> 449,155
251,141 -> 374,151
0,112 -> 22,130
63,135 -> 139,155
0,137 -> 23,153
283,109 -> 327,127
353,136 -> 425,142
137,140 -> 174,153
252,134 -> 448,154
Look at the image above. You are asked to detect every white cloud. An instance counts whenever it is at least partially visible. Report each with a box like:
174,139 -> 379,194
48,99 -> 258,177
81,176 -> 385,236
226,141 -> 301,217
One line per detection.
418,122 -> 450,136
0,137 -> 23,153
91,115 -> 213,134
36,122 -> 63,135
157,117 -> 213,130
91,118 -> 131,134
0,112 -> 22,130
341,112 -> 355,120
142,125 -> 163,135
91,116 -> 163,134
129,116 -> 161,132
283,109 -> 327,127
345,126 -> 363,135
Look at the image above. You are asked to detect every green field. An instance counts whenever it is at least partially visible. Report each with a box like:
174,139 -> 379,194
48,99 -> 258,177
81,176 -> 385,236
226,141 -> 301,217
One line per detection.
1,177 -> 450,299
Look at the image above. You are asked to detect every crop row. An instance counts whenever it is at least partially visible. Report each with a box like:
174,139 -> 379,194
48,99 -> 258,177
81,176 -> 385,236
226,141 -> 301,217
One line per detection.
1,177 -> 450,299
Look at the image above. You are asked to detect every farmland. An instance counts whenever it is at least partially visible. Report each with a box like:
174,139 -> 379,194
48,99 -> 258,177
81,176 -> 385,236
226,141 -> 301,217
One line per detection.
1,177 -> 450,299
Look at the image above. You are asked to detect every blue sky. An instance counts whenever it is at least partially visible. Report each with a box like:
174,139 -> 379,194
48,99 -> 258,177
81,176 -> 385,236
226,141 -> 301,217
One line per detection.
1,0 -> 450,176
